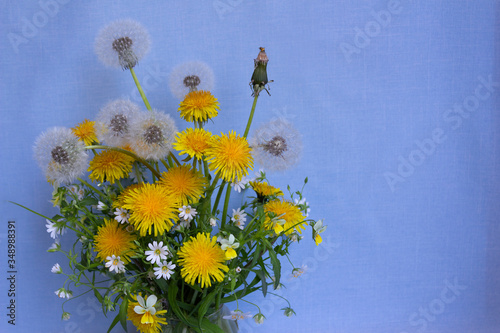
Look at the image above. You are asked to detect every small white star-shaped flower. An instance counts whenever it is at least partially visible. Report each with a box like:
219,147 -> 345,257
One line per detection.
153,261 -> 176,280
105,255 -> 125,273
114,208 -> 130,224
179,205 -> 197,221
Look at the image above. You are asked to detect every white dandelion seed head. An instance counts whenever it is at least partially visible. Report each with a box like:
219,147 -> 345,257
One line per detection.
169,61 -> 215,99
95,99 -> 141,147
250,118 -> 303,172
129,109 -> 178,161
95,19 -> 150,70
33,127 -> 88,186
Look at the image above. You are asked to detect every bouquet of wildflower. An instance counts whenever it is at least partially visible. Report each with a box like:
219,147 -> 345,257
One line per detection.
20,19 -> 327,333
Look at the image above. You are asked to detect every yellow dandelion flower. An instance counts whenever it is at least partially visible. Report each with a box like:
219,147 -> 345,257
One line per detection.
122,183 -> 178,236
264,199 -> 307,235
204,131 -> 253,183
113,183 -> 145,208
178,90 -> 219,122
127,294 -> 167,333
158,165 -> 208,206
72,119 -> 98,146
88,149 -> 134,184
250,181 -> 284,197
173,127 -> 212,160
94,219 -> 137,263
177,233 -> 229,288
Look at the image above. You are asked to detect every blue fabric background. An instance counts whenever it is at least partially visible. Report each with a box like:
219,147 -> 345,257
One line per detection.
1,1 -> 499,332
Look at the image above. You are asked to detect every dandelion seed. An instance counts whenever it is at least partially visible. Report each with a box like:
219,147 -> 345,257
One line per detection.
95,100 -> 141,147
33,127 -> 88,186
169,61 -> 215,99
95,19 -> 150,70
129,109 -> 178,161
251,118 -> 302,171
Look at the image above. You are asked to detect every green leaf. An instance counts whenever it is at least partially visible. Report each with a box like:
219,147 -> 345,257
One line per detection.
93,289 -> 103,304
106,312 -> 121,333
119,297 -> 128,332
197,290 -> 217,328
107,297 -> 128,333
256,269 -> 267,297
167,283 -> 193,329
267,247 -> 281,289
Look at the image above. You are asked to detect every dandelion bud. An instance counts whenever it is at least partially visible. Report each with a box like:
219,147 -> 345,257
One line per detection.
250,47 -> 272,96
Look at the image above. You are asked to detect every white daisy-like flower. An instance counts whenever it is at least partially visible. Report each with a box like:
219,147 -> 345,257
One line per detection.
105,255 -> 125,273
179,205 -> 197,221
134,295 -> 157,323
153,261 -> 176,280
55,288 -> 72,299
253,313 -> 265,324
97,201 -> 107,211
114,208 -> 130,224
209,218 -> 217,227
45,219 -> 66,239
231,208 -> 247,230
223,310 -> 252,321
95,19 -> 150,70
169,61 -> 215,99
173,220 -> 191,232
250,118 -> 303,171
33,127 -> 88,186
231,176 -> 250,193
289,233 -> 303,242
48,240 -> 61,252
145,241 -> 170,265
283,307 -> 296,317
129,109 -> 178,161
51,263 -> 62,274
290,265 -> 307,279
253,168 -> 266,181
69,185 -> 84,200
235,267 -> 242,273
95,99 -> 141,147
294,197 -> 311,217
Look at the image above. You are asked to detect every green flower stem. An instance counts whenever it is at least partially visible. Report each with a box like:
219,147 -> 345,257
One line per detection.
243,95 -> 259,138
133,163 -> 144,183
220,185 -> 232,228
77,177 -> 107,199
240,298 -> 261,312
116,180 -> 125,192
190,290 -> 199,305
211,179 -> 225,216
285,254 -> 296,269
169,152 -> 181,166
160,158 -> 170,171
266,291 -> 292,308
85,145 -> 161,179
129,67 -> 152,111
